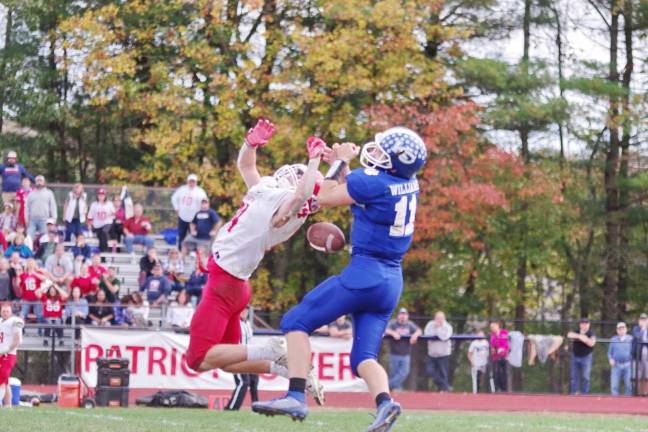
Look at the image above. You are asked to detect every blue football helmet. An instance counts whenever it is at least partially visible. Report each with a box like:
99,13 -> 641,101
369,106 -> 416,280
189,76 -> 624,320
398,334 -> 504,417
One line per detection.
360,127 -> 427,179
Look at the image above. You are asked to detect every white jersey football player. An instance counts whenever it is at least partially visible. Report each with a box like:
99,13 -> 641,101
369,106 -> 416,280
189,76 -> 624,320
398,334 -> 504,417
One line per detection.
0,303 -> 23,407
185,118 -> 326,404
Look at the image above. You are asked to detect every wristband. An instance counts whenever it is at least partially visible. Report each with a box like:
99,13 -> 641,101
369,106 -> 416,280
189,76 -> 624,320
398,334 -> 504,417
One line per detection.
325,160 -> 347,182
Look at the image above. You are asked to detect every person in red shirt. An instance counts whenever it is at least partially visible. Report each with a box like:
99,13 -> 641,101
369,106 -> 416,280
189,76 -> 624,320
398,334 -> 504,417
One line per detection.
88,253 -> 107,280
123,204 -> 154,253
71,263 -> 99,298
37,283 -> 68,344
19,258 -> 47,323
15,177 -> 31,224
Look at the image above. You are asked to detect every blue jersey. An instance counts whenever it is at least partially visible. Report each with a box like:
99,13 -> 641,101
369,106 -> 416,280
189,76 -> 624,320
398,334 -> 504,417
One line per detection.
346,167 -> 419,261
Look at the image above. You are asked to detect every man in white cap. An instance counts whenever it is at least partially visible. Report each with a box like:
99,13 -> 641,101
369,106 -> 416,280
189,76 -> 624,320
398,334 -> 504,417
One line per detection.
0,151 -> 34,210
25,175 -> 57,238
171,173 -> 208,247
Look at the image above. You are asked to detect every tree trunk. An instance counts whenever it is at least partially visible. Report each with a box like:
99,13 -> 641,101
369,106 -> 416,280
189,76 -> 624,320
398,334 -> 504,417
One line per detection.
602,1 -> 621,324
0,7 -> 13,135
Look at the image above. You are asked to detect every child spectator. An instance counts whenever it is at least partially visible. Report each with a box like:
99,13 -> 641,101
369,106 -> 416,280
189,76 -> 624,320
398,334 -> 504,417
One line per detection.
19,258 -> 47,322
99,266 -> 121,303
141,263 -> 170,307
467,329 -> 489,394
0,202 -> 16,234
63,183 -> 88,242
113,295 -> 133,327
7,224 -> 32,251
15,177 -> 32,226
139,247 -> 159,286
5,233 -> 33,259
38,283 -> 68,344
164,248 -> 185,291
88,289 -> 114,326
71,232 -> 92,263
64,286 -> 89,325
70,263 -> 99,298
128,292 -> 149,327
45,243 -> 73,288
87,188 -> 115,252
165,289 -> 194,328
123,204 -> 154,253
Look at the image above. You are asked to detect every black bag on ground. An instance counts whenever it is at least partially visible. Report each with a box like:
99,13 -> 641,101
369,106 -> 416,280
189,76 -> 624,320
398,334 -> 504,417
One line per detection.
135,390 -> 208,408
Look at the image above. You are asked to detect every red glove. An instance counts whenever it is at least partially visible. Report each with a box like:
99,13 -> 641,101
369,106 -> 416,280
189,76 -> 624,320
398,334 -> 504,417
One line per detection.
246,118 -> 276,148
307,136 -> 327,159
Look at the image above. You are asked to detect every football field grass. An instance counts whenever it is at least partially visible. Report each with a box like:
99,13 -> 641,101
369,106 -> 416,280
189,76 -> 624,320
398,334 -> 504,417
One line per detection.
3,407 -> 647,432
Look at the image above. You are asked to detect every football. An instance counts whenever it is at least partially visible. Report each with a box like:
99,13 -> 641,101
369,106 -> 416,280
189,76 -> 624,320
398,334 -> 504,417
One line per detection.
307,222 -> 346,253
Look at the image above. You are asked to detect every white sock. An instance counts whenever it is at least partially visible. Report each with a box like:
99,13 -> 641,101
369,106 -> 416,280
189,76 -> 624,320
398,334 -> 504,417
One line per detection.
0,386 -> 5,405
270,362 -> 288,378
246,345 -> 277,362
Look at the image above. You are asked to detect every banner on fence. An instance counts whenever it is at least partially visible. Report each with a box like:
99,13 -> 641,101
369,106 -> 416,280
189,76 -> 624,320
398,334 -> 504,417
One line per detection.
81,328 -> 367,392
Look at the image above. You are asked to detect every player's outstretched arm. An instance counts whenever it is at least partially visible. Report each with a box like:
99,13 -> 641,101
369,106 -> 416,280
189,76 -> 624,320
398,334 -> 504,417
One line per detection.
317,142 -> 359,208
271,137 -> 326,228
238,118 -> 276,189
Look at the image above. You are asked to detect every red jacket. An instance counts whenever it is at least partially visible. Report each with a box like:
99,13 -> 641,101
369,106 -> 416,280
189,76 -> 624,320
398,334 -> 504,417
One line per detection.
124,216 -> 151,236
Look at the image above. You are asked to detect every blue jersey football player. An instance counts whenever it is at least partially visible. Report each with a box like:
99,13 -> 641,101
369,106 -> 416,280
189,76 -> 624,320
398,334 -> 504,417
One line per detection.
252,127 -> 427,431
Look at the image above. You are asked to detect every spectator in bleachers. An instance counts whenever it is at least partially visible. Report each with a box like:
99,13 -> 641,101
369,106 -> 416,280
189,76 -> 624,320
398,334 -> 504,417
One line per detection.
164,248 -> 185,291
632,314 -> 648,395
171,174 -> 208,247
25,175 -> 57,238
0,258 -> 11,301
113,294 -> 133,327
5,234 -> 33,259
71,233 -> 92,261
467,329 -> 489,394
88,188 -> 115,251
139,247 -> 159,287
608,321 -> 633,396
110,195 -> 125,251
128,292 -> 149,327
7,224 -> 32,251
88,289 -> 114,326
123,204 -> 154,253
328,315 -> 353,339
181,197 -> 221,256
490,320 -> 509,392
88,253 -> 107,281
63,183 -> 88,242
424,311 -> 453,392
35,218 -> 59,264
0,203 -> 16,234
0,230 -> 7,255
165,289 -> 194,328
16,177 -> 32,226
70,263 -> 98,298
185,262 -> 207,305
99,266 -> 121,303
141,263 -> 170,307
64,286 -> 88,325
0,150 -> 34,209
38,283 -> 67,344
567,317 -> 596,395
19,258 -> 47,323
385,307 -> 421,391
45,244 -> 73,289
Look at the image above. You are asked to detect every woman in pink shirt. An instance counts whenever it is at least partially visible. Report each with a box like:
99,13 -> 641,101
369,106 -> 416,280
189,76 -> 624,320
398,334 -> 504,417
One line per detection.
490,320 -> 510,392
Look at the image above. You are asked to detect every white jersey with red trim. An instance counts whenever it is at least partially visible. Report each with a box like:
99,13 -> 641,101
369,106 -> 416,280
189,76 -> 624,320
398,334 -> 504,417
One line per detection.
212,177 -> 309,280
0,316 -> 23,355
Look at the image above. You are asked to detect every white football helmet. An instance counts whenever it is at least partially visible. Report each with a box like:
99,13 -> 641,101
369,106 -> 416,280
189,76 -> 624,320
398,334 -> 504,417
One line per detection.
273,164 -> 307,191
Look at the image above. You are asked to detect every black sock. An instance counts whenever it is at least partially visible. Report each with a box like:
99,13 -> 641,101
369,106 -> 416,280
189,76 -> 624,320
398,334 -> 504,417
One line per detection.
289,377 -> 307,393
375,392 -> 391,408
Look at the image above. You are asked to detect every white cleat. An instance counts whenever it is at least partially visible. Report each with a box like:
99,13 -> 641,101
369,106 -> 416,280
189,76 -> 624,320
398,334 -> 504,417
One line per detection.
307,365 -> 325,406
266,337 -> 288,366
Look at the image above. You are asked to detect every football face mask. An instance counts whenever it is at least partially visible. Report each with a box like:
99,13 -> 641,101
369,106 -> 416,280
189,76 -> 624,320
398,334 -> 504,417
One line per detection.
273,163 -> 307,191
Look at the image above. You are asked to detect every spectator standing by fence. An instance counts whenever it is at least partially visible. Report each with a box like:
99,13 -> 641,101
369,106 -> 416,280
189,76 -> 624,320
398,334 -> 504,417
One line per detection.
16,177 -> 32,226
608,321 -> 633,396
0,150 -> 34,210
328,315 -> 353,339
385,307 -> 421,391
25,176 -> 57,238
181,197 -> 221,255
423,311 -> 453,392
467,329 -> 489,394
171,174 -> 207,247
632,314 -> 648,395
63,183 -> 88,242
490,321 -> 509,392
87,188 -> 115,252
567,317 -> 596,395
123,203 -> 154,253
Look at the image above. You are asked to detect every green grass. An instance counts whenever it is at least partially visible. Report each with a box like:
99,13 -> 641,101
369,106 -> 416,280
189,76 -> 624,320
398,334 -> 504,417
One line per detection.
3,406 -> 647,432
